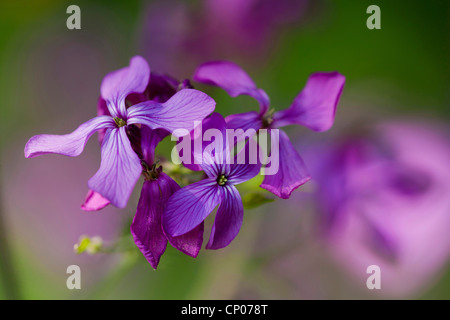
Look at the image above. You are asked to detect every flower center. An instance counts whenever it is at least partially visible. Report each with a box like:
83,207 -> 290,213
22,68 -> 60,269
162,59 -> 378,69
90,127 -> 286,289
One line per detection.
217,174 -> 228,186
262,108 -> 275,128
114,117 -> 127,128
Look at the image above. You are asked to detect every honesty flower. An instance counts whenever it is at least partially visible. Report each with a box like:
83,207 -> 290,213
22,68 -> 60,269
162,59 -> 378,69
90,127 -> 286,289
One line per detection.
305,122 -> 450,296
82,73 -> 192,211
25,56 -> 215,208
163,113 -> 261,249
130,126 -> 203,269
193,61 -> 345,199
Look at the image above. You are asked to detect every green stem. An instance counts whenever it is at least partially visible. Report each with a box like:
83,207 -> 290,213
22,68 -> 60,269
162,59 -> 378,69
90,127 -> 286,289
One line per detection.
0,164 -> 21,299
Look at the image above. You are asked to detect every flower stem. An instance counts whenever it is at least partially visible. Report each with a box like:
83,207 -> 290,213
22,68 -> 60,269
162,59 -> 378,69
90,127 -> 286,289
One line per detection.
0,167 -> 21,299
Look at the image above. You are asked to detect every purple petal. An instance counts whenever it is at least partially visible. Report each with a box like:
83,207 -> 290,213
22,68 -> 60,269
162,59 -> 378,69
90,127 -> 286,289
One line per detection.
206,185 -> 243,250
158,173 -> 204,258
131,179 -> 168,269
24,116 -> 115,158
222,139 -> 262,185
140,126 -> 169,165
127,89 -> 216,136
100,56 -> 150,118
81,190 -> 110,211
181,112 -> 227,172
260,129 -> 311,199
225,111 -> 262,132
97,98 -> 110,145
272,72 -> 345,132
88,127 -> 142,208
163,179 -> 224,237
193,61 -> 270,114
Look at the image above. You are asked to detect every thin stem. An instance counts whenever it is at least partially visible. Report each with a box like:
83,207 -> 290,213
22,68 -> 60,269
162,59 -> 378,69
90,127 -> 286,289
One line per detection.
0,162 -> 21,299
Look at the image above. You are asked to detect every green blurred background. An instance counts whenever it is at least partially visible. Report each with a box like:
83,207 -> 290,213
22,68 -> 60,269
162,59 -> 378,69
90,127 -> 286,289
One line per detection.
0,0 -> 448,299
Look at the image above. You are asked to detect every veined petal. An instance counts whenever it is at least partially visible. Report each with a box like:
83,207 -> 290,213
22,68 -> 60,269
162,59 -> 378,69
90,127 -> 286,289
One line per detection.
181,112 -> 226,173
163,179 -> 224,237
158,173 -> 204,258
81,190 -> 110,211
225,111 -> 262,132
141,126 -> 169,165
127,89 -> 216,136
88,127 -> 142,208
131,179 -> 168,269
100,56 -> 150,118
260,130 -> 311,199
272,72 -> 345,132
193,61 -> 270,114
24,116 -> 115,158
206,185 -> 243,250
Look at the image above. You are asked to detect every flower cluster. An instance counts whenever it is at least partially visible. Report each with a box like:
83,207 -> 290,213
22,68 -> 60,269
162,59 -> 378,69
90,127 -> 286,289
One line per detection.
24,56 -> 345,269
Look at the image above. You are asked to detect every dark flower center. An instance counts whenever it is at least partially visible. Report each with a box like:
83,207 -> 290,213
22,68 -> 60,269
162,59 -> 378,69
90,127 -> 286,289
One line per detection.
261,109 -> 275,128
217,174 -> 228,186
114,117 -> 127,128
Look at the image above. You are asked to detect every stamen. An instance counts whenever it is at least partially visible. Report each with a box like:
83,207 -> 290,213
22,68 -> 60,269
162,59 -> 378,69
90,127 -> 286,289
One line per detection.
114,117 -> 127,128
262,108 -> 275,128
217,174 -> 228,186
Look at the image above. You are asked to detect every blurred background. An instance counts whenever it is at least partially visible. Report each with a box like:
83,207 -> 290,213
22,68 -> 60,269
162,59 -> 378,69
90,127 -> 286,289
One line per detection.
0,0 -> 449,299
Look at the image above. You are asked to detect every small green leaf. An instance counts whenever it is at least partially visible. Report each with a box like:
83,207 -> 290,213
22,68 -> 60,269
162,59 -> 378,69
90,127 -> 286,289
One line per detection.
242,192 -> 275,209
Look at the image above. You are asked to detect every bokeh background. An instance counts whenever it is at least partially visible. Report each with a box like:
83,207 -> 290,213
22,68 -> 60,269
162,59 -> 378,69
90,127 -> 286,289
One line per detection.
0,0 -> 449,299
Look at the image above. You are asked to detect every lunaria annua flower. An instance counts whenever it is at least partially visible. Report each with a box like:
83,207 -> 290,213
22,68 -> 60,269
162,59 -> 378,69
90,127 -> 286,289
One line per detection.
305,121 -> 450,296
163,113 -> 261,250
193,61 -> 345,199
130,126 -> 204,269
24,56 -> 215,209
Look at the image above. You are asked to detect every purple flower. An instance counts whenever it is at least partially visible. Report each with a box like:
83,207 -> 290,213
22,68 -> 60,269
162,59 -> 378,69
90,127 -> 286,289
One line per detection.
130,126 -> 203,269
24,56 -> 215,208
193,61 -> 345,199
82,72 -> 191,211
305,121 -> 450,296
163,113 -> 261,249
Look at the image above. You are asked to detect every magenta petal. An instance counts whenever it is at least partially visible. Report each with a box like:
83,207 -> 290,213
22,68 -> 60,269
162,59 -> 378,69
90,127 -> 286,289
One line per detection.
206,185 -> 243,250
158,173 -> 205,258
182,112 -> 227,172
24,116 -> 115,158
81,190 -> 110,211
141,126 -> 169,165
272,72 -> 345,132
163,179 -> 224,237
88,127 -> 142,208
193,61 -> 270,114
225,111 -> 262,143
167,223 -> 204,258
260,130 -> 311,199
127,89 -> 216,136
100,56 -> 150,118
131,179 -> 168,269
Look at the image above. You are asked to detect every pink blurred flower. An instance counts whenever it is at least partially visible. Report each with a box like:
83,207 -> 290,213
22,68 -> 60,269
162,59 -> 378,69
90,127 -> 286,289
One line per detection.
306,121 -> 450,297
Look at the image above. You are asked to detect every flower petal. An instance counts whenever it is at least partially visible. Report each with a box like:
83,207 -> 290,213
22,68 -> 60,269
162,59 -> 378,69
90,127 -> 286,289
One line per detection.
100,56 -> 150,118
81,190 -> 110,211
193,61 -> 270,114
88,127 -> 142,208
163,179 -> 224,237
260,129 -> 311,199
225,111 -> 262,132
181,112 -> 227,172
272,72 -> 345,132
206,185 -> 243,250
141,126 -> 169,165
127,89 -> 216,136
131,179 -> 168,269
24,116 -> 115,158
158,173 -> 204,258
